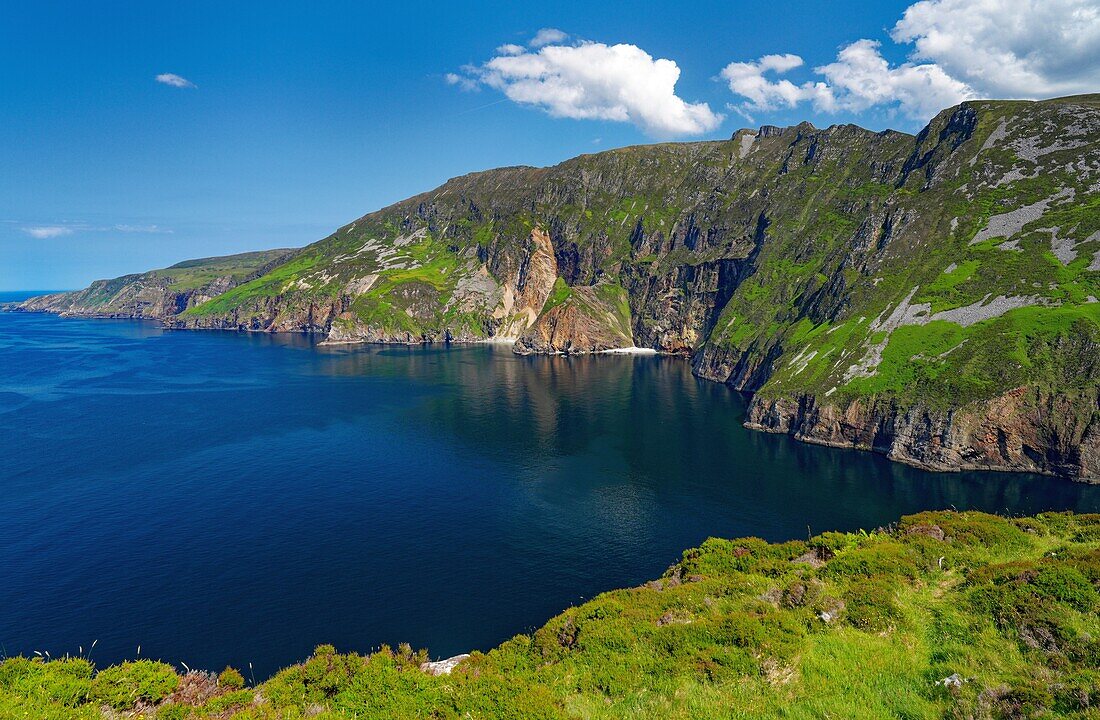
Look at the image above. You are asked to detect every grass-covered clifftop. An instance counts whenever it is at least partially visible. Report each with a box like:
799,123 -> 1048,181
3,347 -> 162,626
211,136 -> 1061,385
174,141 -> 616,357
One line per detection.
14,250 -> 295,320
4,511 -> 1099,718
12,95 -> 1100,479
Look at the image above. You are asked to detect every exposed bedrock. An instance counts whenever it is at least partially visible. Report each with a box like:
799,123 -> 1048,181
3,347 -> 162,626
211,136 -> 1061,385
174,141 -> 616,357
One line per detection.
745,387 -> 1100,481
11,95 -> 1100,481
514,283 -> 634,354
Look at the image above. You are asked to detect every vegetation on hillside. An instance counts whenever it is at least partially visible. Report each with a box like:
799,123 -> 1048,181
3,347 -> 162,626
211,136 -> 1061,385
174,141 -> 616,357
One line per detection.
15,95 -> 1100,477
13,249 -> 296,319
4,511 -> 1099,718
169,97 -> 1100,421
152,251 -> 300,292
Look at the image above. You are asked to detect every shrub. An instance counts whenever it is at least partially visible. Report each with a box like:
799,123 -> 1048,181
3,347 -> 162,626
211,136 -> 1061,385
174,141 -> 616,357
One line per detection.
990,682 -> 1056,718
1026,511 -> 1100,542
1065,548 -> 1100,586
1031,565 -> 1097,611
204,688 -> 255,712
844,576 -> 901,631
531,612 -> 580,660
810,530 -> 862,553
264,644 -> 366,709
966,560 -> 1095,661
823,541 -> 920,580
0,657 -> 93,707
782,579 -> 823,608
691,646 -> 757,682
969,556 -> 1098,617
716,608 -> 805,661
681,537 -> 807,577
899,511 -> 1030,550
218,665 -> 245,690
155,702 -> 189,719
1050,670 -> 1100,713
92,660 -> 179,710
0,657 -> 33,691
1068,515 -> 1100,543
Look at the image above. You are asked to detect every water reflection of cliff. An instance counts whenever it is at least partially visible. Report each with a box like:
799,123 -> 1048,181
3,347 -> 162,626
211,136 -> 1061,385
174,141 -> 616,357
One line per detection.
300,340 -> 1098,539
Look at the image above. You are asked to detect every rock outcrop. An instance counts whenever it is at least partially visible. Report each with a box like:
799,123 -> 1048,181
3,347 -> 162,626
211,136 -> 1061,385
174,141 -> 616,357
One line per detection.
418,654 -> 470,676
11,95 -> 1100,481
745,386 -> 1100,479
515,282 -> 634,354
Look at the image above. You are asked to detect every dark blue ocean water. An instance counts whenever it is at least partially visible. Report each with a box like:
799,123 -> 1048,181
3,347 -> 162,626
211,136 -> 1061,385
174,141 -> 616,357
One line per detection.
2,292 -> 1098,678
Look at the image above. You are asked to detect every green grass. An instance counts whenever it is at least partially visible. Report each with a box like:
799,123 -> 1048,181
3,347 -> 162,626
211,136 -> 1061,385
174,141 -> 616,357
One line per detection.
593,282 -> 632,338
34,96 -> 1100,459
5,511 -> 1098,719
845,303 -> 1099,405
543,277 -> 573,311
156,250 -> 296,292
181,251 -> 328,316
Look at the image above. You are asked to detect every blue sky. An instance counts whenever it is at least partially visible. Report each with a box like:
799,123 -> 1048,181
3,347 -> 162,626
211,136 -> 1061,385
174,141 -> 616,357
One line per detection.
3,0 -> 1095,289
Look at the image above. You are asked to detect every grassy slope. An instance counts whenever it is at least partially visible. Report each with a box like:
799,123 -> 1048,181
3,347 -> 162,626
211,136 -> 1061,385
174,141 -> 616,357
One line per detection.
709,97 -> 1100,410
155,251 -> 298,292
4,511 -> 1099,719
25,249 -> 297,315
170,96 -> 1100,422
17,97 -> 1097,475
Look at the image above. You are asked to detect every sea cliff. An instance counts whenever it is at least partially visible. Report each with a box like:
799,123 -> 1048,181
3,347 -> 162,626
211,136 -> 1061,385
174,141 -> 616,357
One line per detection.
12,95 -> 1100,480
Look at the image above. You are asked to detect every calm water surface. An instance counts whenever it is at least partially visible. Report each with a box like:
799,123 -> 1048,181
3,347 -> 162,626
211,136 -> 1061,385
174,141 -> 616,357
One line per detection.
2,294 -> 1098,677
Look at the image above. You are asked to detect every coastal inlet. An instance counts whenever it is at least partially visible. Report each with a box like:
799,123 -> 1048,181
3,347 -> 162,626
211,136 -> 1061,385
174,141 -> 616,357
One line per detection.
1,307 -> 1098,678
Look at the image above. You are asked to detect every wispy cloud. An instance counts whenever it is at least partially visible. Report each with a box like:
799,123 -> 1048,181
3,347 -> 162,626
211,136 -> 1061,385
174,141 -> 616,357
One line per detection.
530,28 -> 568,47
444,72 -> 479,92
22,226 -> 73,239
114,224 -> 172,234
155,73 -> 196,88
17,222 -> 173,238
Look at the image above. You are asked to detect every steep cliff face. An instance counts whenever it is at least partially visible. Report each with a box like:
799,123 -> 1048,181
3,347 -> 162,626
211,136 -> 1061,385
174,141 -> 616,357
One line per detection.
13,250 -> 294,321
13,95 -> 1100,480
746,385 -> 1100,479
491,228 -> 560,339
514,280 -> 634,354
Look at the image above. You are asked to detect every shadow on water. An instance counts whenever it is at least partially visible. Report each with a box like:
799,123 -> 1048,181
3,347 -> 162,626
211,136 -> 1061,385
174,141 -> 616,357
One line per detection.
0,313 -> 1097,678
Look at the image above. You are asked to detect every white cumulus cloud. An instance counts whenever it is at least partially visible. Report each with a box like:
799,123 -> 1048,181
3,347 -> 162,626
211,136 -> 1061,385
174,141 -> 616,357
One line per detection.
448,36 -> 723,137
893,0 -> 1100,98
22,226 -> 73,239
722,41 -> 973,122
155,73 -> 196,88
719,54 -> 833,115
817,39 -> 974,118
721,0 -> 1100,123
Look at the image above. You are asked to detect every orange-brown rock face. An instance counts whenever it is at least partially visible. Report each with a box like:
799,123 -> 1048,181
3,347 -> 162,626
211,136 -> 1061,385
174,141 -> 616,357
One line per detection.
514,285 -> 634,354
495,228 -> 559,339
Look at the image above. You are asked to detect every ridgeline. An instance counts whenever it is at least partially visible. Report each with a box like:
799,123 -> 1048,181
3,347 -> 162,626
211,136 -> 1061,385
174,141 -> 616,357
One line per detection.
12,95 -> 1100,480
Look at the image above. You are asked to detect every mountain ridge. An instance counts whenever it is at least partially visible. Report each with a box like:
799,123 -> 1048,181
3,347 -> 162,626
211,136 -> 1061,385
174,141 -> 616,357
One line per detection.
12,94 -> 1100,480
